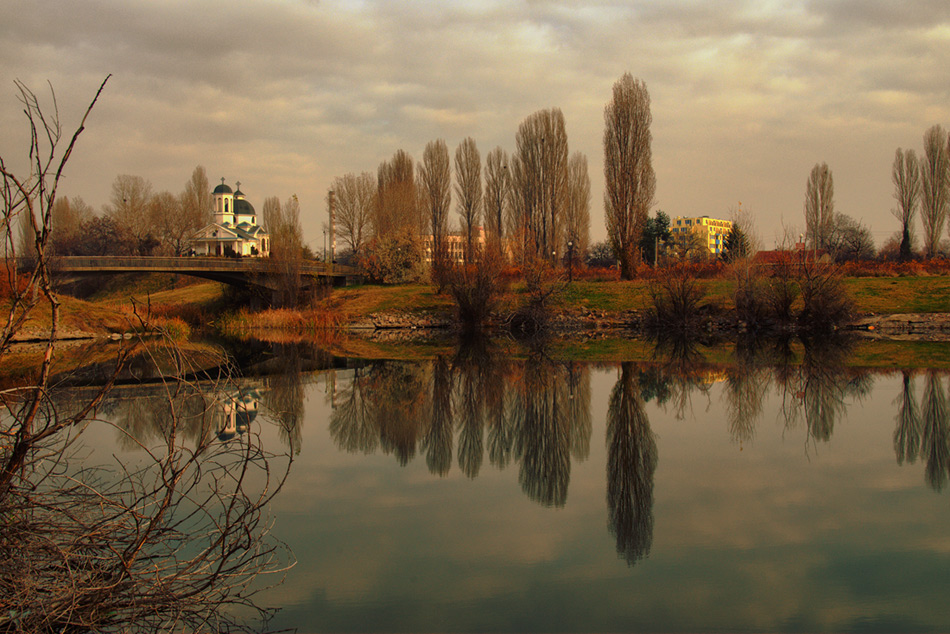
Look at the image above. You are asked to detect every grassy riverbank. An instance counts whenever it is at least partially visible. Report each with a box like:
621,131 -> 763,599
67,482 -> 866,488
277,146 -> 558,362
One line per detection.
12,272 -> 950,341
307,274 -> 950,318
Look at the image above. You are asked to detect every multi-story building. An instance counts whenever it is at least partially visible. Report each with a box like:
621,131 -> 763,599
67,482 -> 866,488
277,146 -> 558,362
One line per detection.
422,226 -> 486,264
670,215 -> 732,255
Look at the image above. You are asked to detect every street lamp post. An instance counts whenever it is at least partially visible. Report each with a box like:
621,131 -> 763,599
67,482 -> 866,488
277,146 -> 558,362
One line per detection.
567,240 -> 574,283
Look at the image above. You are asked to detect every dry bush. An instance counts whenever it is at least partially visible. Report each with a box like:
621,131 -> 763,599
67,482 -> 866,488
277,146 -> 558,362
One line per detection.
731,261 -> 772,332
645,263 -> 708,332
447,248 -> 507,332
508,253 -> 566,335
0,367 -> 294,632
798,261 -> 854,334
764,252 -> 800,330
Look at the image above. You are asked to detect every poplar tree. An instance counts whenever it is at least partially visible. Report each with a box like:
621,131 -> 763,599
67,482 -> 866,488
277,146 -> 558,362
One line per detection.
603,73 -> 655,279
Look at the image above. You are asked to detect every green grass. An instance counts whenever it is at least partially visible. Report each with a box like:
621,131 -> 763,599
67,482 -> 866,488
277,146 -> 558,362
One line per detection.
329,275 -> 950,318
332,283 -> 454,316
844,276 -> 950,313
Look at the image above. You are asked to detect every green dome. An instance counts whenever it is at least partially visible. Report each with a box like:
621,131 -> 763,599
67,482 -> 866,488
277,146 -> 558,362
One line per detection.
213,183 -> 233,195
234,198 -> 255,216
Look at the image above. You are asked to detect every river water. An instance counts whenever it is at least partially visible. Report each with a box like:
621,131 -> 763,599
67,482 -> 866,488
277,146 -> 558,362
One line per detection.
69,340 -> 950,632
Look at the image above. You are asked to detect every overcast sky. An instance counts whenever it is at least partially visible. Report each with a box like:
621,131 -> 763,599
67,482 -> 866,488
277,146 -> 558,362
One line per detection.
3,0 -> 950,250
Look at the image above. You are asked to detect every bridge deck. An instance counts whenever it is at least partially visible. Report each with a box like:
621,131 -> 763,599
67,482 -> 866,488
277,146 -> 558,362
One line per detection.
49,255 -> 357,278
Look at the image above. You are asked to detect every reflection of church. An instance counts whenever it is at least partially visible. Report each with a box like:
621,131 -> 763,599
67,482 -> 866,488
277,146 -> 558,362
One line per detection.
216,387 -> 262,442
191,179 -> 270,257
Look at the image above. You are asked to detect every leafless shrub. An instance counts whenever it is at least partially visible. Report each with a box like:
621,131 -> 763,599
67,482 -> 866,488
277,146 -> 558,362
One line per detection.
645,262 -> 707,332
509,252 -> 565,335
797,260 -> 853,335
731,261 -> 772,332
1,78 -> 293,632
447,247 -> 507,332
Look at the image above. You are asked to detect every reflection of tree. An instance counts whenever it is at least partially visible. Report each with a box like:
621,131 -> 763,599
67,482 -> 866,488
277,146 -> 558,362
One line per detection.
920,371 -> 950,491
261,343 -> 306,455
776,338 -> 869,444
650,334 -> 711,420
326,347 -> 593,504
455,348 -> 486,479
423,355 -> 454,476
724,365 -> 769,448
607,362 -> 657,565
513,354 -> 572,507
639,365 -> 673,406
893,370 -> 922,465
329,361 -> 430,465
100,385 -> 213,450
7,382 -> 292,631
370,363 -> 430,466
566,362 -> 592,461
328,365 -> 380,455
486,377 -> 516,469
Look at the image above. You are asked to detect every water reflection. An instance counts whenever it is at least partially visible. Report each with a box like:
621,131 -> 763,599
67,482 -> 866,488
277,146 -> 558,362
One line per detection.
921,371 -> 950,491
328,345 -> 592,507
767,339 -> 874,445
607,362 -> 657,565
31,336 -> 950,632
894,370 -> 921,465
6,377 -> 292,631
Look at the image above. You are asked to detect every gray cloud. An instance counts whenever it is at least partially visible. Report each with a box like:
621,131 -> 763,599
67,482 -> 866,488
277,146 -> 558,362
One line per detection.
2,0 -> 950,245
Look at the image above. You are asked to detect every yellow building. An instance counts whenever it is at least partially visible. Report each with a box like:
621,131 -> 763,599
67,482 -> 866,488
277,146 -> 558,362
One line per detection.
670,215 -> 733,255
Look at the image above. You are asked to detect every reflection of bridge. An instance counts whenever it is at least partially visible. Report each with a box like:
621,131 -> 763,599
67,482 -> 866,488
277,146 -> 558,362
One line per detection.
47,256 -> 363,290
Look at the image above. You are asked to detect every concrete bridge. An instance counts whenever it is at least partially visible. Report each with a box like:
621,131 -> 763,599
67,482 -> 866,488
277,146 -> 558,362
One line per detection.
46,256 -> 362,290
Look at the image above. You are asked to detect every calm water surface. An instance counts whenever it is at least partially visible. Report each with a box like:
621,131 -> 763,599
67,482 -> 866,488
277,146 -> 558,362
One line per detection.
88,346 -> 950,632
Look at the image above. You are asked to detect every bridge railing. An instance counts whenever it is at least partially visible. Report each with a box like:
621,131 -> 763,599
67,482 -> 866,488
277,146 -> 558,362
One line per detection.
46,256 -> 360,277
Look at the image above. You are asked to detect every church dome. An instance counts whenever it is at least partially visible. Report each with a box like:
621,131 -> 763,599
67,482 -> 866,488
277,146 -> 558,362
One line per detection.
234,198 -> 255,216
213,182 -> 233,195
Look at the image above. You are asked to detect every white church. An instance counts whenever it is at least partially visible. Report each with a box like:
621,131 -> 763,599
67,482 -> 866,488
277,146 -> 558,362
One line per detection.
191,179 -> 269,257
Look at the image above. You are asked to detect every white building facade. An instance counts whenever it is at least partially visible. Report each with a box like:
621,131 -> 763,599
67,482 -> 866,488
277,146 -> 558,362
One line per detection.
191,180 -> 269,257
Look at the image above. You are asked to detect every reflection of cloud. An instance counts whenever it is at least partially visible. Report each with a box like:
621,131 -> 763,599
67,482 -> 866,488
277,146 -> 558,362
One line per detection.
265,369 -> 950,632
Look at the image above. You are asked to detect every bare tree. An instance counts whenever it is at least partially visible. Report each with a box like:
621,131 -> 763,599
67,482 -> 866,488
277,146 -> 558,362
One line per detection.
921,125 -> 949,258
804,162 -> 834,252
828,213 -> 875,261
150,190 -> 199,255
375,149 -> 420,239
511,109 -> 569,262
454,137 -> 483,263
49,195 -> 94,255
180,164 -> 213,228
331,171 -> 375,259
263,195 -> 305,307
484,146 -> 510,259
1,76 -> 109,355
892,148 -> 921,262
564,151 -> 591,262
105,174 -> 155,253
2,77 -> 293,631
604,73 -> 655,279
418,140 -> 451,284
